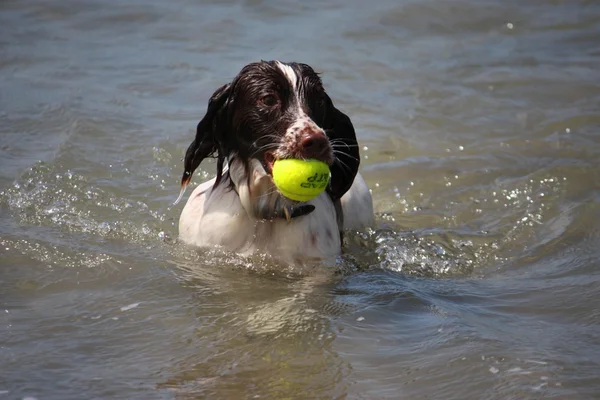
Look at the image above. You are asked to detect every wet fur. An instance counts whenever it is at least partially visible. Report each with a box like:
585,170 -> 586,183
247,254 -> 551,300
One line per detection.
178,60 -> 374,264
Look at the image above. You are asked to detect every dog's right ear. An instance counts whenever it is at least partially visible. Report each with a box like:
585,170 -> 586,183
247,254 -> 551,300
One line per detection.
175,83 -> 231,204
322,93 -> 360,203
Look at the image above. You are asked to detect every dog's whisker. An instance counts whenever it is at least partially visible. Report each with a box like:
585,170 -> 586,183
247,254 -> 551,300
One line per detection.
334,155 -> 354,175
250,143 -> 279,159
249,142 -> 280,155
328,138 -> 358,146
330,142 -> 359,149
333,148 -> 360,162
252,141 -> 279,150
252,134 -> 283,146
251,138 -> 280,150
258,186 -> 282,198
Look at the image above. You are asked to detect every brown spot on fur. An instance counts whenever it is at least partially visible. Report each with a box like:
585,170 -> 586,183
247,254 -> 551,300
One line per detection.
311,233 -> 318,246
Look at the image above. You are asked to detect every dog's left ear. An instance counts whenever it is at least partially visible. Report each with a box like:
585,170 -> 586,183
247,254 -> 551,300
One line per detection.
323,95 -> 360,202
174,83 -> 232,205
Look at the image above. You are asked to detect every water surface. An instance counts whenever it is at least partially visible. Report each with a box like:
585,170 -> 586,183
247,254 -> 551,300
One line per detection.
1,0 -> 600,398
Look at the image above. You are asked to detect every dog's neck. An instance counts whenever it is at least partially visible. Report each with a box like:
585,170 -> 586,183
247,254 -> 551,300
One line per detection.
228,157 -> 274,219
227,157 -> 320,223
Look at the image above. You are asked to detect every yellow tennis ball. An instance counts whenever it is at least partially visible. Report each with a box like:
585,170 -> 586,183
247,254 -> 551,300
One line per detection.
272,159 -> 330,202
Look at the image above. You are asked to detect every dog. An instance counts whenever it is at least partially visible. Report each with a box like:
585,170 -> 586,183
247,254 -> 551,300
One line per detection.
177,60 -> 374,265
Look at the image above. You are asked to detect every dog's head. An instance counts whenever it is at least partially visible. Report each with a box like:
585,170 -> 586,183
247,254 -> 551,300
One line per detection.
180,60 -> 360,204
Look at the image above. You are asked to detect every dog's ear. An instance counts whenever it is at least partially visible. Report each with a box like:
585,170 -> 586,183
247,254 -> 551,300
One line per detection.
323,94 -> 360,202
176,83 -> 232,203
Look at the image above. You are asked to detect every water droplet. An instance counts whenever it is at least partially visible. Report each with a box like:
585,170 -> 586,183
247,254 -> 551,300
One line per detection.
120,302 -> 140,312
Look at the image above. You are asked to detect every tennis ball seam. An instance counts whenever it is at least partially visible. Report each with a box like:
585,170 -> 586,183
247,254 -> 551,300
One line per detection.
278,187 -> 323,201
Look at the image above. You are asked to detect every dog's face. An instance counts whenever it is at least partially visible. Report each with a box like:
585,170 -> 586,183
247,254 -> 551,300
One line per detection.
229,61 -> 334,172
181,60 -> 360,203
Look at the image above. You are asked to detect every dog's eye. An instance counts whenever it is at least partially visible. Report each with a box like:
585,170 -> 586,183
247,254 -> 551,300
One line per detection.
259,94 -> 279,108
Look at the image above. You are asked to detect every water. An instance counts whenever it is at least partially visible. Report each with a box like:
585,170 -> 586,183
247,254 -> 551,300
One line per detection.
1,0 -> 600,398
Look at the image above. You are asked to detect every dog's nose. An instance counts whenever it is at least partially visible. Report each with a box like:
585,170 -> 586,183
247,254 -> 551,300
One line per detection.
300,132 -> 330,159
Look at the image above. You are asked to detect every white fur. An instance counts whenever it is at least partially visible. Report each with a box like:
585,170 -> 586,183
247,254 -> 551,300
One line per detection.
340,173 -> 375,230
273,113 -> 331,161
178,159 -> 373,265
275,61 -> 314,148
275,61 -> 297,91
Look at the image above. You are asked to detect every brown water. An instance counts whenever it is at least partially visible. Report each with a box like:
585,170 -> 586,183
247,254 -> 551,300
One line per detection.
2,0 -> 600,399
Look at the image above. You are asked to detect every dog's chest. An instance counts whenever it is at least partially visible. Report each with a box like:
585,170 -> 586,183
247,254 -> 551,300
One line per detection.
179,181 -> 341,261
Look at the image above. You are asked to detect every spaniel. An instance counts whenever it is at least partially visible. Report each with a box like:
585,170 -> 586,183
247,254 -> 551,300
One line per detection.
177,60 -> 374,265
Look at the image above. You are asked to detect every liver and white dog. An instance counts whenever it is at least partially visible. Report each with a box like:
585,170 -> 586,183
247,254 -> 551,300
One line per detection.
177,60 -> 374,265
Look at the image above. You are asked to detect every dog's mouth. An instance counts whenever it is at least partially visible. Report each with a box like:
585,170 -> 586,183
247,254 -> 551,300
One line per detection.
263,149 -> 334,176
262,127 -> 336,175
264,152 -> 276,175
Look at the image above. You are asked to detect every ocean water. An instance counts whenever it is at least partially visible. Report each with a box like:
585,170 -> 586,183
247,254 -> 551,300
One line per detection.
1,0 -> 600,398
